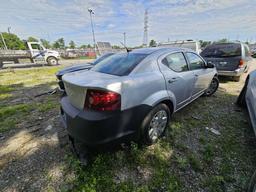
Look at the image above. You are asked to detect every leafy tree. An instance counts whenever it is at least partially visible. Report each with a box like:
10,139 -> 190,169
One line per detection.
27,36 -> 39,42
216,38 -> 228,43
53,38 -> 65,49
112,45 -> 121,49
0,33 -> 26,50
80,44 -> 87,49
69,40 -> 76,49
149,39 -> 157,47
40,39 -> 51,49
199,40 -> 211,48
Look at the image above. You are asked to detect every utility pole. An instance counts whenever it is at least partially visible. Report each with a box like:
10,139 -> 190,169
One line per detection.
142,9 -> 148,47
88,8 -> 97,55
0,32 -> 8,50
7,27 -> 11,34
123,32 -> 126,47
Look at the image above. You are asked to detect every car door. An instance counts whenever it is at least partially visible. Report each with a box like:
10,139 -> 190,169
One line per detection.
158,52 -> 195,109
28,43 -> 45,62
185,52 -> 212,98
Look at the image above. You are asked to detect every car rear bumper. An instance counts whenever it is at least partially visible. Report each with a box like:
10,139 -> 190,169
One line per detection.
60,96 -> 151,146
217,68 -> 244,77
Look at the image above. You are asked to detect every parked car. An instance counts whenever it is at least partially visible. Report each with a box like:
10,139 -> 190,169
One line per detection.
237,71 -> 256,192
60,47 -> 218,148
56,53 -> 114,90
201,42 -> 252,81
251,47 -> 256,58
237,70 -> 256,133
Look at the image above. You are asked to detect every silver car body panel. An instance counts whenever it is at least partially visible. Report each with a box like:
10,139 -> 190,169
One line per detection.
245,70 -> 256,134
62,48 -> 217,113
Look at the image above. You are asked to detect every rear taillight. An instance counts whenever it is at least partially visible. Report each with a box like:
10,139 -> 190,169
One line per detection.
239,59 -> 244,68
84,89 -> 121,111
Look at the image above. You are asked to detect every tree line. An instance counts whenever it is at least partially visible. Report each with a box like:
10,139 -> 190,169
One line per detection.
0,32 -> 92,50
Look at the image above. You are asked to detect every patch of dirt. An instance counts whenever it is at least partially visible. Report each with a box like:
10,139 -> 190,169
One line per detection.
0,94 -> 71,191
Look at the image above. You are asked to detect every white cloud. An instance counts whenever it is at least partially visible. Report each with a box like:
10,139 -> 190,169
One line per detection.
0,0 -> 255,46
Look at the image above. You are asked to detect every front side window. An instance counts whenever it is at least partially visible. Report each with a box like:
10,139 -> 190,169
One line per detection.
186,52 -> 205,70
162,52 -> 188,72
91,53 -> 148,76
31,44 -> 40,50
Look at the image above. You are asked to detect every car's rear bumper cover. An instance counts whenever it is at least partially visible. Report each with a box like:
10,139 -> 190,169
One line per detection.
60,96 -> 152,146
217,68 -> 244,77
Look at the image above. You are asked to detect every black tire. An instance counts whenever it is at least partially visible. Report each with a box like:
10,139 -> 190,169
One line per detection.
204,76 -> 219,96
47,56 -> 58,65
234,76 -> 241,82
247,170 -> 256,192
237,76 -> 249,107
0,62 -> 3,69
140,103 -> 170,145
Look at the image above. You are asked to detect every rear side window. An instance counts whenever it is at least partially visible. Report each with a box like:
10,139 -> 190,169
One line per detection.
91,53 -> 148,76
201,43 -> 241,58
162,52 -> 188,72
186,52 -> 205,70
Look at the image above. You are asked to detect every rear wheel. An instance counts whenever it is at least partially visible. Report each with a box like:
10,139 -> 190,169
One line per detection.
0,62 -> 3,69
47,56 -> 58,65
141,103 -> 170,145
237,76 -> 249,107
233,76 -> 241,82
204,76 -> 219,96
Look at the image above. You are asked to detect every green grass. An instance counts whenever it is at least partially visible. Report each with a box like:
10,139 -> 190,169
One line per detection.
0,103 -> 34,133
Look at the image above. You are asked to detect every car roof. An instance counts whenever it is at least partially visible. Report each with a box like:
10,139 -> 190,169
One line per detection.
131,47 -> 191,54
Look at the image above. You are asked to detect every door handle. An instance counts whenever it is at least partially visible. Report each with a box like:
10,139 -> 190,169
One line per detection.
168,77 -> 178,83
195,74 -> 199,77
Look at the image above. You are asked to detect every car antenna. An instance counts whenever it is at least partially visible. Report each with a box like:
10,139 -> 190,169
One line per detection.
120,42 -> 131,53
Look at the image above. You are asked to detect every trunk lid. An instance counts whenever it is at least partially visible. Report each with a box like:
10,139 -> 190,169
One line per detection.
204,57 -> 241,71
62,70 -> 122,110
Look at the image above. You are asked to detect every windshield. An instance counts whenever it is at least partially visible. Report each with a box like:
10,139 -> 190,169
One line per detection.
91,53 -> 148,76
201,43 -> 241,58
93,53 -> 114,65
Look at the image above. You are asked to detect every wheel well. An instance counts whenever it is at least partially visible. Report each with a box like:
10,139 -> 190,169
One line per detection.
160,100 -> 174,115
47,56 -> 57,61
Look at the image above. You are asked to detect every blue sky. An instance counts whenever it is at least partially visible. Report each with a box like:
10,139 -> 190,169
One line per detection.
0,0 -> 255,46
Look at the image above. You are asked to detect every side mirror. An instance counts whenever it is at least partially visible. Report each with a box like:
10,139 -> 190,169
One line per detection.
206,61 -> 215,68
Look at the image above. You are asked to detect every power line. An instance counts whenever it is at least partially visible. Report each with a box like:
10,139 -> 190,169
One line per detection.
142,9 -> 148,47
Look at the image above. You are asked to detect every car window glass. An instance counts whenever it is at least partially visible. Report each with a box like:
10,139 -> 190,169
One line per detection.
186,52 -> 205,70
201,43 -> 241,58
91,53 -> 148,76
31,44 -> 40,50
162,52 -> 188,72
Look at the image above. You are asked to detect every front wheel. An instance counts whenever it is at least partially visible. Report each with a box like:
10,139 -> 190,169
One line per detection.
140,103 -> 170,145
204,76 -> 219,96
47,57 -> 58,66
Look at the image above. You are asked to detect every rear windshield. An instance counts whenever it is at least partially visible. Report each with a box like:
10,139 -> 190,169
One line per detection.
201,43 -> 241,58
93,53 -> 114,65
91,53 -> 148,76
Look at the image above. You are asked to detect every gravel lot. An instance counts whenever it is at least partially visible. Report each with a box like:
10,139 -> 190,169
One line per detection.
0,59 -> 255,191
